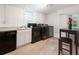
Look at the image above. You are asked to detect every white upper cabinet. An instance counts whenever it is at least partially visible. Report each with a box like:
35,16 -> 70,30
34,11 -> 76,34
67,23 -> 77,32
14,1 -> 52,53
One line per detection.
33,12 -> 45,23
5,5 -> 24,27
0,5 -> 24,27
0,5 -> 5,27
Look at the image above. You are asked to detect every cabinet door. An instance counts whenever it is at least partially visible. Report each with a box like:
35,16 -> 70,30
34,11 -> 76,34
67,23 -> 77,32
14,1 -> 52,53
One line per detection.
0,5 -> 5,27
5,5 -> 23,27
17,30 -> 25,47
0,31 -> 16,54
0,33 -> 8,54
33,13 -> 44,23
17,29 -> 31,48
24,29 -> 31,44
7,31 -> 16,50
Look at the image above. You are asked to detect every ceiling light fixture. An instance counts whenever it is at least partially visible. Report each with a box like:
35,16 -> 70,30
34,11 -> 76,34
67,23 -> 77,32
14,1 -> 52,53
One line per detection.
46,4 -> 53,7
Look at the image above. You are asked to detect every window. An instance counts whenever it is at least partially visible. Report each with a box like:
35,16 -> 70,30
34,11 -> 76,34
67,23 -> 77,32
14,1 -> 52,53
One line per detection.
23,11 -> 33,26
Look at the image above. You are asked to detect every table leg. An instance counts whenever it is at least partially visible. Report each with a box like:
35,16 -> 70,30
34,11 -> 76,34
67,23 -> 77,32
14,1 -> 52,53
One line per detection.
76,40 -> 78,55
75,34 -> 78,55
76,45 -> 78,55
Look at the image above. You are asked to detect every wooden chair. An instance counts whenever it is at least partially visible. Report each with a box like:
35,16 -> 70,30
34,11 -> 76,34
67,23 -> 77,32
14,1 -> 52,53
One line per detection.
58,29 -> 73,55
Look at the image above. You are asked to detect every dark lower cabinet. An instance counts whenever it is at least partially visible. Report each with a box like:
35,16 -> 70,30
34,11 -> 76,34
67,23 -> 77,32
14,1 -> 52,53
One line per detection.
47,26 -> 54,37
41,26 -> 54,40
0,31 -> 16,54
41,26 -> 48,40
31,27 -> 41,43
31,26 -> 54,43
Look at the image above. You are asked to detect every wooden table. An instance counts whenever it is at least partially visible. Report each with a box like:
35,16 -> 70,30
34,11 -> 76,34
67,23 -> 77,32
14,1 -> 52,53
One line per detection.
60,29 -> 78,55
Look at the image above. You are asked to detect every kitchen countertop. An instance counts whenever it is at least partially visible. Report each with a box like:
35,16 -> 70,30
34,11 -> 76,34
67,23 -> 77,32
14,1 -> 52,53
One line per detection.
0,27 -> 31,32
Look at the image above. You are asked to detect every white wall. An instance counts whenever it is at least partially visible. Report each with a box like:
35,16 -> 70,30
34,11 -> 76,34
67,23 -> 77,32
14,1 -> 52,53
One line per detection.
46,5 -> 79,38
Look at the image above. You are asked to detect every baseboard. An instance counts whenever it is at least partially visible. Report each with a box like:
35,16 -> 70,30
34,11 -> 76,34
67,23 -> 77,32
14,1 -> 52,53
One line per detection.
16,42 -> 31,49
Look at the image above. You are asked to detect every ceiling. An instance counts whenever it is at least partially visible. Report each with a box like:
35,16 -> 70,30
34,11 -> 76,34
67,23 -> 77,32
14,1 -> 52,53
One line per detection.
9,4 -> 78,14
